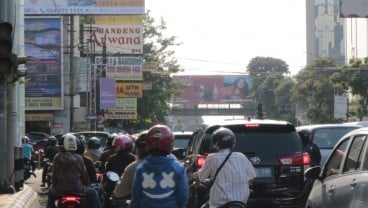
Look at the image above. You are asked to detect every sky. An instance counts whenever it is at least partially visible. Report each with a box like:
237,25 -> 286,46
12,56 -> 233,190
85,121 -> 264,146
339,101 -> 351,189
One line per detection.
145,0 -> 307,76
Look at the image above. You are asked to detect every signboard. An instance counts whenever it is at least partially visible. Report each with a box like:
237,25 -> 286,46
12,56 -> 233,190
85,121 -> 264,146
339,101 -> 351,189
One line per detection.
25,17 -> 63,110
24,0 -> 145,15
25,113 -> 53,121
100,78 -> 116,109
97,56 -> 143,80
95,15 -> 143,25
84,25 -> 143,54
116,82 -> 143,98
105,110 -> 137,119
52,123 -> 64,135
340,0 -> 368,18
115,98 -> 137,110
173,75 -> 252,104
334,94 -> 348,119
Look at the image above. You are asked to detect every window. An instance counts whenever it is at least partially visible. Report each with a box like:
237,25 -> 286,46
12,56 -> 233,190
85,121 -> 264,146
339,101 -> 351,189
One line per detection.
343,135 -> 365,173
325,138 -> 349,177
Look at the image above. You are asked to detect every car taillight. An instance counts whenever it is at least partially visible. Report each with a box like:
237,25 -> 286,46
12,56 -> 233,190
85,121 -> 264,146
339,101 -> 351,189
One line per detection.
61,196 -> 81,204
278,153 -> 311,166
196,155 -> 206,168
244,124 -> 260,128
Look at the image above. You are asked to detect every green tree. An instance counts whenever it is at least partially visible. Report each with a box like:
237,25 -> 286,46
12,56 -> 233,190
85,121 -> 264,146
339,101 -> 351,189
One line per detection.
109,11 -> 184,131
292,58 -> 338,123
247,57 -> 291,120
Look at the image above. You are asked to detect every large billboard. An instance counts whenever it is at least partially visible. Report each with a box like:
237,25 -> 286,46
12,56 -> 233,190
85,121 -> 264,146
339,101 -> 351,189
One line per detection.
340,0 -> 368,18
173,75 -> 252,104
84,24 -> 143,55
25,17 -> 63,110
24,0 -> 145,15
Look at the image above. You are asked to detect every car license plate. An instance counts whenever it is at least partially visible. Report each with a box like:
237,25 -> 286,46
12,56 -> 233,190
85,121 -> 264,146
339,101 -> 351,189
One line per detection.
255,167 -> 272,178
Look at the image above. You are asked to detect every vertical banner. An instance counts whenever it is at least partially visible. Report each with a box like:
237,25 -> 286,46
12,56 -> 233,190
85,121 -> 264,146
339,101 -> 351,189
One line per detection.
334,94 -> 348,119
100,78 -> 116,109
25,17 -> 63,110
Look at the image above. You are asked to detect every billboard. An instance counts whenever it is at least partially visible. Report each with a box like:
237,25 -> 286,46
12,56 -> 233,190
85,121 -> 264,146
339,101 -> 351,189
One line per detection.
96,56 -> 143,80
173,75 -> 252,104
84,24 -> 143,55
25,17 -> 63,110
340,0 -> 368,18
24,0 -> 145,15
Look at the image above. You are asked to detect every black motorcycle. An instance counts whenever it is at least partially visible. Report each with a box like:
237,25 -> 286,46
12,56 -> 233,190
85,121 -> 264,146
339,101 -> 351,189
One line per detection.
23,158 -> 36,181
56,193 -> 88,208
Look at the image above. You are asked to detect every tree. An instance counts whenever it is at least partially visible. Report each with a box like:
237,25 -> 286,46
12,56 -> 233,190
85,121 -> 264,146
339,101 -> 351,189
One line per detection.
292,58 -> 338,123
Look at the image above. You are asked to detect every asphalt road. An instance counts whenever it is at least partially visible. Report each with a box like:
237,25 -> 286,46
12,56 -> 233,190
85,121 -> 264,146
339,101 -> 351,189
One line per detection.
24,167 -> 48,206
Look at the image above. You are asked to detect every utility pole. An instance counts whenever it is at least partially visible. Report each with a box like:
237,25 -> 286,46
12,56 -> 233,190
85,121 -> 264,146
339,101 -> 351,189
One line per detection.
69,15 -> 75,132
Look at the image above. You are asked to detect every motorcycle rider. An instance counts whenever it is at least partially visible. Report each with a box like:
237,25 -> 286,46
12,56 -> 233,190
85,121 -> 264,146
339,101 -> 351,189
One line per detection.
299,130 -> 321,166
113,131 -> 149,199
129,124 -> 189,208
99,133 -> 118,173
40,136 -> 58,187
103,134 -> 136,207
75,135 -> 97,184
194,127 -> 256,208
21,136 -> 36,172
84,136 -> 102,163
46,133 -> 100,208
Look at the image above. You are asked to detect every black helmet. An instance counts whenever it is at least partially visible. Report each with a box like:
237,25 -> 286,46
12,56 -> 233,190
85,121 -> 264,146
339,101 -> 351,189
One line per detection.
211,127 -> 236,149
87,137 -> 101,149
47,136 -> 57,145
75,136 -> 85,154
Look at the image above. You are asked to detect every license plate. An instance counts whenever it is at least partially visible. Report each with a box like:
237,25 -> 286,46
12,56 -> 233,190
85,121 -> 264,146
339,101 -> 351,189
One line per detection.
255,167 -> 272,178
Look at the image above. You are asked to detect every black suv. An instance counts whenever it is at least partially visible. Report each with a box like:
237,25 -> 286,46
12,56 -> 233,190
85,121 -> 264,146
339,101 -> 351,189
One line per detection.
184,119 -> 312,208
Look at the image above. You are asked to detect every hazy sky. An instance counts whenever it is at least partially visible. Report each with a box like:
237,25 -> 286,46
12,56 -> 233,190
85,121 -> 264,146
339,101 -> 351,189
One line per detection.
145,0 -> 306,76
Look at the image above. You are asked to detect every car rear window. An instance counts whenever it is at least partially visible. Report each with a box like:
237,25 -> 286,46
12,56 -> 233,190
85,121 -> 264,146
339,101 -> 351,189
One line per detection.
313,127 -> 359,149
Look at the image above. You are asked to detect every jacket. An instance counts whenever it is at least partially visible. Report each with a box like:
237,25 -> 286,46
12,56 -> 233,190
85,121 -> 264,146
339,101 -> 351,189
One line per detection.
52,151 -> 90,195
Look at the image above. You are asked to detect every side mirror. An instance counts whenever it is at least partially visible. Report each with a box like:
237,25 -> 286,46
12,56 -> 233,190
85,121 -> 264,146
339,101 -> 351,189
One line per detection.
305,166 -> 321,180
106,171 -> 120,182
172,148 -> 187,160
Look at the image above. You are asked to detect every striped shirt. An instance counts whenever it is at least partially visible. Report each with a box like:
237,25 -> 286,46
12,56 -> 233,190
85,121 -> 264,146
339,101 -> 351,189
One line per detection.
197,148 -> 256,208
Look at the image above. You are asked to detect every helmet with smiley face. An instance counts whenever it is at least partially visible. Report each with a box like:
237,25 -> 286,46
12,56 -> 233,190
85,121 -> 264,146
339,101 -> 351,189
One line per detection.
146,124 -> 174,154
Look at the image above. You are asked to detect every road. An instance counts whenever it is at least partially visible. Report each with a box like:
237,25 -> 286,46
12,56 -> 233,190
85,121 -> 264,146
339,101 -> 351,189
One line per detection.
25,167 -> 48,206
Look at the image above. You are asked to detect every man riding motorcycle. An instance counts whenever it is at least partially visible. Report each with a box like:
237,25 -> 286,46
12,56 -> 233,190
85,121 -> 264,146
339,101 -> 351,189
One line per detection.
46,133 -> 100,208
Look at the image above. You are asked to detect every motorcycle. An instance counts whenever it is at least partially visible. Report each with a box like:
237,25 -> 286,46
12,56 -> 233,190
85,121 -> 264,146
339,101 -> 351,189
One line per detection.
44,159 -> 53,187
102,171 -> 123,208
56,193 -> 88,208
23,158 -> 36,181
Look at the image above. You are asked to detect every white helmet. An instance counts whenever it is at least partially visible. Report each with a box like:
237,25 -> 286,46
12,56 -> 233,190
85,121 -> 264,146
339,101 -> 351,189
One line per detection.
62,133 -> 78,151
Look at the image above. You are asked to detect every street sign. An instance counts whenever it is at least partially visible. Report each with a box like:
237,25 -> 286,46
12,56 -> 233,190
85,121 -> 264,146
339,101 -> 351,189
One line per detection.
85,115 -> 97,120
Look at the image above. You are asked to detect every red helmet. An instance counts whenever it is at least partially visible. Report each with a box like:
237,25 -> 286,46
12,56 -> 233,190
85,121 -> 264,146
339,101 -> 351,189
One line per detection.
113,134 -> 133,151
146,124 -> 174,154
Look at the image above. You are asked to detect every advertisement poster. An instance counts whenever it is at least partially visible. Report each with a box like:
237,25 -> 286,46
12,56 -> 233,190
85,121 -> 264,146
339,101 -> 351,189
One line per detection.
85,25 -> 143,55
173,75 -> 252,104
24,0 -> 145,15
116,82 -> 143,98
100,78 -> 116,109
95,56 -> 143,80
25,17 -> 63,110
104,110 -> 137,120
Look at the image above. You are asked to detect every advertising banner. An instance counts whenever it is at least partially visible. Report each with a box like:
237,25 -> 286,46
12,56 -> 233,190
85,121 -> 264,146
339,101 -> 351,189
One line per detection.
24,0 -> 145,15
115,98 -> 137,111
95,15 -> 143,25
84,24 -> 143,54
173,75 -> 252,104
104,110 -> 137,119
334,94 -> 348,119
25,17 -> 63,110
100,78 -> 116,109
97,56 -> 143,80
116,82 -> 143,98
340,0 -> 368,18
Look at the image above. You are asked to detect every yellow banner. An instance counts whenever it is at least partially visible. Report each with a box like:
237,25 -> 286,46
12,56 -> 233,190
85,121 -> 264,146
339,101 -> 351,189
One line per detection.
95,15 -> 143,25
25,97 -> 62,110
116,82 -> 142,98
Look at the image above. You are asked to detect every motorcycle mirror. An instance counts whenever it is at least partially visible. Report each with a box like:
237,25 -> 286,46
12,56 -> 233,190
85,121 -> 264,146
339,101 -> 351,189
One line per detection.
106,171 -> 119,182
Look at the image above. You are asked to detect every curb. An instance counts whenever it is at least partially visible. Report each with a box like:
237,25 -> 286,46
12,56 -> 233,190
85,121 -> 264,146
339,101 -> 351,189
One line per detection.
0,184 -> 40,208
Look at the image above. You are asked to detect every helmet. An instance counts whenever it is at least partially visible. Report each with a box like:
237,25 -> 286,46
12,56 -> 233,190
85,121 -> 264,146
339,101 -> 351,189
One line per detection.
75,136 -> 85,154
47,136 -> 57,145
59,133 -> 78,151
298,130 -> 311,144
107,133 -> 118,147
146,124 -> 174,154
22,136 -> 30,143
87,137 -> 101,150
135,131 -> 148,159
113,134 -> 133,152
211,127 -> 236,149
